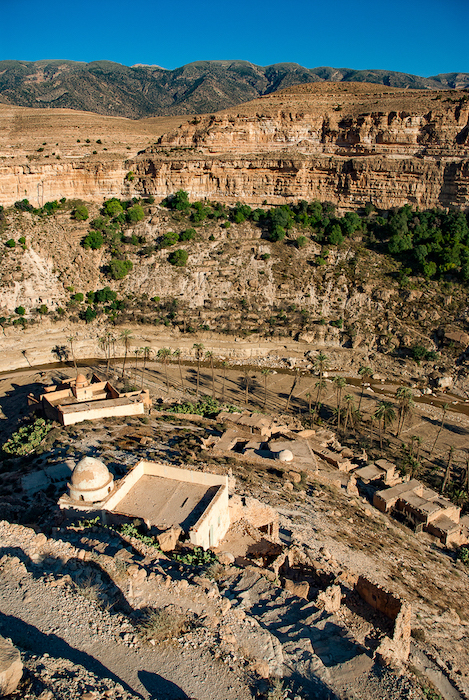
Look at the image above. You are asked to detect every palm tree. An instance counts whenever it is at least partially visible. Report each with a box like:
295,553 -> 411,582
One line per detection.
395,387 -> 414,436
157,347 -> 171,392
133,347 -> 142,384
173,348 -> 185,392
313,379 -> 326,421
261,368 -> 272,409
358,366 -> 373,412
205,350 -> 215,398
243,368 -> 251,407
343,394 -> 355,435
429,403 -> 449,457
285,368 -> 300,412
313,352 -> 329,415
119,329 -> 133,378
98,333 -> 112,376
221,360 -> 229,403
67,335 -> 78,373
333,376 -> 346,432
441,446 -> 455,494
141,346 -> 152,389
193,343 -> 204,400
374,400 -> 396,454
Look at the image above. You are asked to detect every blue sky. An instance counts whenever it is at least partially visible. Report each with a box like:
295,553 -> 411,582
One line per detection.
1,0 -> 467,76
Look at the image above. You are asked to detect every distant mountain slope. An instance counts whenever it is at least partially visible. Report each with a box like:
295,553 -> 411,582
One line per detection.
0,59 -> 467,119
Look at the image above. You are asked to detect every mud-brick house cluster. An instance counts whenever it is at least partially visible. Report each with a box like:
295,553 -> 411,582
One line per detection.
373,479 -> 465,546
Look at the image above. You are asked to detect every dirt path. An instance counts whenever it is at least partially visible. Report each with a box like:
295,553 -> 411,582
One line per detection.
0,561 -> 253,700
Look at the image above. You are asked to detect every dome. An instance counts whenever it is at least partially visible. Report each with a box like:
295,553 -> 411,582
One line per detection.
276,449 -> 294,463
75,373 -> 88,387
69,456 -> 114,503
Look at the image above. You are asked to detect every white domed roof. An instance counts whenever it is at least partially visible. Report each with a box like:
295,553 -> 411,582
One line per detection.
71,456 -> 111,491
277,449 -> 294,463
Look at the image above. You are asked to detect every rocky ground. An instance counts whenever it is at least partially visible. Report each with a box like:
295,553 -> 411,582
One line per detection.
0,360 -> 469,699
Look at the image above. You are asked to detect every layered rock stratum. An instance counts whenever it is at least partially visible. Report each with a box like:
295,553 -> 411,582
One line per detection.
1,82 -> 468,211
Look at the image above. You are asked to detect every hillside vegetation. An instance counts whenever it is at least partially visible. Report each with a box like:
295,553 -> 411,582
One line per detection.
0,59 -> 468,118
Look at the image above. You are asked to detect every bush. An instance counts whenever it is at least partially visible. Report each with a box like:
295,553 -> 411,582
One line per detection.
71,293 -> 84,303
38,304 -> 48,314
297,236 -> 308,248
2,418 -> 53,455
160,231 -> 179,248
15,306 -> 25,316
73,204 -> 89,221
109,258 -> 133,279
125,171 -> 135,182
14,199 -> 33,212
18,236 -> 26,245
168,249 -> 188,267
83,231 -> 104,250
83,306 -> 97,323
179,228 -> 196,241
127,204 -> 144,223
138,607 -> 189,644
5,239 -> 15,248
104,198 -> 124,217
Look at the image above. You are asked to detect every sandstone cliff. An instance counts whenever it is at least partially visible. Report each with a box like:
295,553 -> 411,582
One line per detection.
134,83 -> 469,210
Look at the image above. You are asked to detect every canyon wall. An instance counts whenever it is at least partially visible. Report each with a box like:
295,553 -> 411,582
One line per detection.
1,83 -> 468,211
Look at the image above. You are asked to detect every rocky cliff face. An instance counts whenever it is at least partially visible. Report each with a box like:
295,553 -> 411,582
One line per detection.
1,82 -> 468,211
132,83 -> 469,210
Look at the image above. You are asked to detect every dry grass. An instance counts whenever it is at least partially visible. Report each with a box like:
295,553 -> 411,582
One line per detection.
138,607 -> 189,644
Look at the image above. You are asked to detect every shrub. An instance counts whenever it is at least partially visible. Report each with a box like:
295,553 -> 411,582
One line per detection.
5,239 -> 15,248
138,607 -> 188,644
167,190 -> 190,211
160,231 -> 179,248
18,236 -> 25,245
127,204 -> 144,223
72,204 -> 89,221
42,200 -> 60,216
14,199 -> 33,212
83,231 -> 104,250
83,306 -> 97,323
2,418 -> 53,455
104,198 -> 124,217
15,306 -> 25,316
168,249 -> 188,267
270,226 -> 286,242
125,171 -> 135,182
179,228 -> 196,241
297,235 -> 308,248
109,258 -> 133,279
71,293 -> 84,303
144,195 -> 155,204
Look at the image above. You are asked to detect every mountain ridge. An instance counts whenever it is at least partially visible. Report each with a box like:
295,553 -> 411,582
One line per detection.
0,58 -> 468,119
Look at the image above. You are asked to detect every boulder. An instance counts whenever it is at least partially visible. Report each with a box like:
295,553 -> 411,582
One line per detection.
316,584 -> 343,613
0,636 -> 23,696
157,525 -> 183,552
283,578 -> 310,599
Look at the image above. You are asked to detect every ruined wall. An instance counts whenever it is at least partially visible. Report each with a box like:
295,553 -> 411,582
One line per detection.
355,575 -> 403,621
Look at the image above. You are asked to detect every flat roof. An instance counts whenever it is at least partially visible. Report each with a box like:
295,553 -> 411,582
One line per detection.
110,474 -> 218,530
60,396 -> 137,414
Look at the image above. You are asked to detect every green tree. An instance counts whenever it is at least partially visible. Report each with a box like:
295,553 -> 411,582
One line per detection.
127,204 -> 145,223
109,258 -> 133,279
160,231 -> 179,248
168,249 -> 188,266
73,205 -> 89,221
15,306 -> 25,316
313,352 -> 329,414
83,231 -> 104,250
104,199 -> 124,217
168,190 -> 190,211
